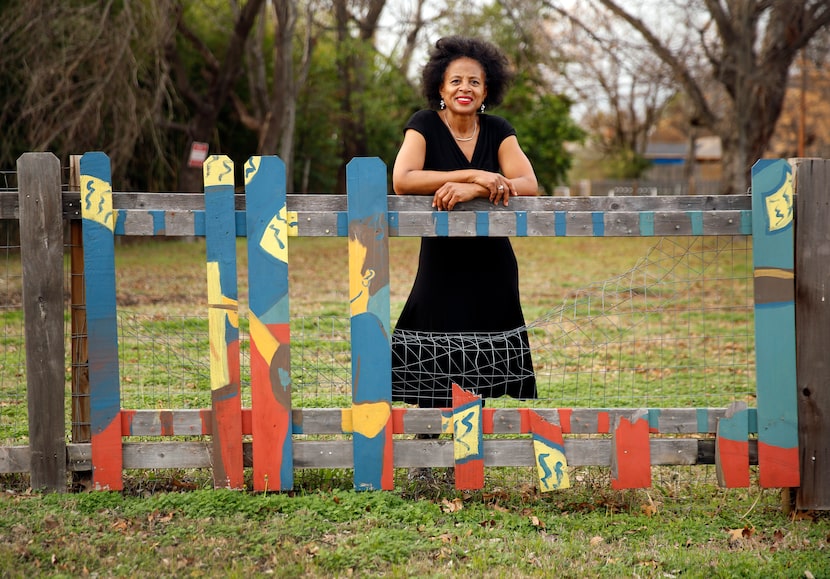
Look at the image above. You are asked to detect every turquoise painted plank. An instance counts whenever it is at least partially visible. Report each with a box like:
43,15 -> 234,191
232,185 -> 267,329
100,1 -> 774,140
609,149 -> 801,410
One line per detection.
751,159 -> 799,488
347,157 -> 393,491
80,152 -> 123,490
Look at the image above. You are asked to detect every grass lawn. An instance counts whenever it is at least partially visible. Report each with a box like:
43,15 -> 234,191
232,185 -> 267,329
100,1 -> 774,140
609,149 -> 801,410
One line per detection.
1,235 -> 827,577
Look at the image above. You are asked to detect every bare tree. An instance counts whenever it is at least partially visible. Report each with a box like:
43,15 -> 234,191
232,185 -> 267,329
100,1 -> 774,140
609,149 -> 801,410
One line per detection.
166,0 -> 266,192
233,0 -> 318,189
547,0 -> 830,194
0,0 -> 177,187
331,0 -> 388,192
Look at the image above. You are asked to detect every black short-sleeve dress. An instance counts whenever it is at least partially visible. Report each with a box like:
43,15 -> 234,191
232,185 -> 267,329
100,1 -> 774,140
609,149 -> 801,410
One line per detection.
391,109 -> 537,408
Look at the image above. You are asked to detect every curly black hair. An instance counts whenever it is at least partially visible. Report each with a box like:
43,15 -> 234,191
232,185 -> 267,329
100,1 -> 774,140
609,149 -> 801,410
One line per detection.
421,36 -> 514,111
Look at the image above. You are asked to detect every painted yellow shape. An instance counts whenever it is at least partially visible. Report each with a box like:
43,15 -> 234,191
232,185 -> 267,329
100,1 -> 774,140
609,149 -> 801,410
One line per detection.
244,157 -> 261,185
351,401 -> 391,439
203,155 -> 234,187
533,441 -> 570,492
249,312 -> 280,363
765,171 -> 793,232
754,268 -> 794,280
441,414 -> 453,435
340,408 -> 353,433
206,261 -> 238,390
453,407 -> 481,461
206,262 -> 228,390
287,211 -> 299,236
348,236 -> 370,316
80,175 -> 115,231
259,208 -> 289,263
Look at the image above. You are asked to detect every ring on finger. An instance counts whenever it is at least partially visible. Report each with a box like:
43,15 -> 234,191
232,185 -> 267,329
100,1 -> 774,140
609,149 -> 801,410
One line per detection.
498,185 -> 504,191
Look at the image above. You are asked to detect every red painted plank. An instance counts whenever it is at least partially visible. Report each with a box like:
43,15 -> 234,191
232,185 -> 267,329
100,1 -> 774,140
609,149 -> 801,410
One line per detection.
611,410 -> 651,489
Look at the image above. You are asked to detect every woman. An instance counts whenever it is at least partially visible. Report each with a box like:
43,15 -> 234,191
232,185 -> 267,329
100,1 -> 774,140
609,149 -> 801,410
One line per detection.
391,36 -> 538,410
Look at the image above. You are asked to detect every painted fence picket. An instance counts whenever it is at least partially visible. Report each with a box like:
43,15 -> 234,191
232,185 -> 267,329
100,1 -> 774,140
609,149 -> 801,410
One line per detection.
346,157 -> 394,490
750,159 -> 800,488
80,152 -> 123,490
452,384 -> 484,490
203,155 -> 244,489
244,156 -> 294,491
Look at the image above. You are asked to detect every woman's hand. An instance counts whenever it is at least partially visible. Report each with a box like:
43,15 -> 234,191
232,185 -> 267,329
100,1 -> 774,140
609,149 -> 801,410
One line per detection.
432,182 -> 483,211
470,170 -> 517,206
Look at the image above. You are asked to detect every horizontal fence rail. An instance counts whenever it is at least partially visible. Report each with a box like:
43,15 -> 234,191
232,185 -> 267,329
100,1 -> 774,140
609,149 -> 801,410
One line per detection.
1,190 -> 752,237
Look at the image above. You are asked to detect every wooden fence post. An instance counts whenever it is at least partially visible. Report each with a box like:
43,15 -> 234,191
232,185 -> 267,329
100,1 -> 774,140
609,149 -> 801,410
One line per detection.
794,158 -> 830,510
17,152 -> 67,492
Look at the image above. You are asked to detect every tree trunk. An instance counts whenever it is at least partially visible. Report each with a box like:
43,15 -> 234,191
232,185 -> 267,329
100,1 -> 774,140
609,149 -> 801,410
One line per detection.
172,0 -> 267,192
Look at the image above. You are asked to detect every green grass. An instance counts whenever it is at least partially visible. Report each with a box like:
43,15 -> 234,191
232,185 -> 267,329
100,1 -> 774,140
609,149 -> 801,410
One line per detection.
0,472 -> 827,577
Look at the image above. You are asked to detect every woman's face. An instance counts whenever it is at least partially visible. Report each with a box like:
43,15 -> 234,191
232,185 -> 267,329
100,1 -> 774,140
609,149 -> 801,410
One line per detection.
438,57 -> 487,116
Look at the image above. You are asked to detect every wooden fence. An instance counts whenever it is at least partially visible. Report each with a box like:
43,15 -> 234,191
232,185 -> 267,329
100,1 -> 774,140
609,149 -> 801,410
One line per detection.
2,152 -> 828,510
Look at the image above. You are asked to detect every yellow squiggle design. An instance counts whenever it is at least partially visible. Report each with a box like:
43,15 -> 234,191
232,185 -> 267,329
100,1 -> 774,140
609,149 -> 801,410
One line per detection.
244,157 -> 261,185
204,156 -> 234,187
765,170 -> 793,232
260,207 -> 290,263
81,175 -> 114,232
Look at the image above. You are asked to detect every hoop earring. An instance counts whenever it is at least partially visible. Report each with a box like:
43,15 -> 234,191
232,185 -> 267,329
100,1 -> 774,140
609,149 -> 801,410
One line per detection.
480,103 -> 486,113
440,99 -> 445,110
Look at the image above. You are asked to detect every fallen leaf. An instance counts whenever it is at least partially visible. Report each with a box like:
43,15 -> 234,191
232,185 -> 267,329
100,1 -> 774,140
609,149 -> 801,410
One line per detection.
441,498 -> 463,513
726,526 -> 754,543
529,515 -> 545,529
590,536 -> 604,547
641,503 -> 658,517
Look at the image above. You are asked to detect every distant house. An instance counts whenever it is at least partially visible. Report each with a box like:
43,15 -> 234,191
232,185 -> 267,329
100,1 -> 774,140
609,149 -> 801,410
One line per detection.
644,136 -> 723,187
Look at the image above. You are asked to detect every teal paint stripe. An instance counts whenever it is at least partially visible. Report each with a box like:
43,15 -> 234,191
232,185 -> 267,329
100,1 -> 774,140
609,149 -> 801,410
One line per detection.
388,211 -> 399,236
696,409 -> 709,433
475,212 -> 489,236
515,211 -> 527,236
433,211 -> 449,236
740,210 -> 752,235
235,211 -> 247,237
690,211 -> 703,235
648,408 -> 661,431
337,212 -> 348,236
114,211 -> 126,235
151,210 -> 166,234
747,408 -> 758,433
194,211 -> 206,237
591,212 -> 604,236
718,409 -> 749,442
554,211 -> 567,236
639,212 -> 655,236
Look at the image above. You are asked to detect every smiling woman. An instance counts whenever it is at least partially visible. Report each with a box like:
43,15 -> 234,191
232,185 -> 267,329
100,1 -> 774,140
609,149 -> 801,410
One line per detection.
390,36 -> 539,411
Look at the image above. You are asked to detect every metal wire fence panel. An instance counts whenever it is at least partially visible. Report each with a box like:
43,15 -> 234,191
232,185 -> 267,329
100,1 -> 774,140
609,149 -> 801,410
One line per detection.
0,170 -> 28,445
